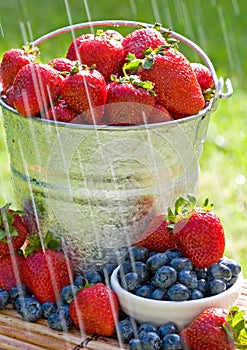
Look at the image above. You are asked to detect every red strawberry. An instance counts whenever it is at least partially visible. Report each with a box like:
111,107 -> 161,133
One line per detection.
0,254 -> 25,290
61,62 -> 107,124
13,63 -> 63,117
5,85 -> 15,108
180,307 -> 246,350
41,99 -> 79,123
191,62 -> 214,91
69,283 -> 119,336
20,232 -> 74,303
104,75 -> 155,125
48,57 -> 74,73
169,195 -> 225,268
66,33 -> 94,61
138,47 -> 205,116
0,203 -> 28,256
122,23 -> 167,59
75,29 -> 125,80
0,44 -> 39,93
147,104 -> 173,124
136,215 -> 176,252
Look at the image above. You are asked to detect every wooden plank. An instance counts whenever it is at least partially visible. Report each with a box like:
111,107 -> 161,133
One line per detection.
0,280 -> 246,350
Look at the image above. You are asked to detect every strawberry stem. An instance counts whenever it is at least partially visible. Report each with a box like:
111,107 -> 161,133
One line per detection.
24,231 -> 60,256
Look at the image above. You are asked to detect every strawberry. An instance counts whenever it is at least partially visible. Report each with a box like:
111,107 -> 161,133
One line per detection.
191,62 -> 214,91
20,232 -> 74,303
75,29 -> 125,81
0,203 -> 28,256
169,195 -> 225,268
104,74 -> 155,125
61,62 -> 107,124
69,283 -> 119,336
147,104 -> 173,124
122,23 -> 167,59
5,85 -> 15,108
180,306 -> 247,350
66,33 -> 94,61
48,57 -> 74,73
136,215 -> 176,252
0,44 -> 39,93
137,47 -> 205,116
0,254 -> 25,290
41,99 -> 79,123
13,63 -> 63,117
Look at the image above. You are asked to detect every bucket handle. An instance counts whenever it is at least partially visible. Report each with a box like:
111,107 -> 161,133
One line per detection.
217,77 -> 233,99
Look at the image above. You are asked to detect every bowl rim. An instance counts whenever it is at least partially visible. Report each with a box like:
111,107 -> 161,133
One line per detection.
110,264 -> 244,308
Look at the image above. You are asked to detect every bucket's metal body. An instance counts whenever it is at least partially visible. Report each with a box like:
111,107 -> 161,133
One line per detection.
0,20 -> 232,271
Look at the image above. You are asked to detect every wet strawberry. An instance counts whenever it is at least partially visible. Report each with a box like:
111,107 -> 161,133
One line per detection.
122,23 -> 167,59
75,29 -> 125,80
147,104 -> 173,124
191,62 -> 214,91
61,62 -> 107,124
136,215 -> 176,252
138,47 -> 205,116
104,74 -> 155,125
20,232 -> 74,303
13,63 -> 63,117
169,195 -> 225,268
0,203 -> 27,256
69,283 -> 119,336
48,57 -> 74,73
180,307 -> 238,350
66,33 -> 93,61
41,99 -> 79,123
0,44 -> 39,93
0,254 -> 25,290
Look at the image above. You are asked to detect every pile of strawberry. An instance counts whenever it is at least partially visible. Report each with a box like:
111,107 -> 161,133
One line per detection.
0,23 -> 214,125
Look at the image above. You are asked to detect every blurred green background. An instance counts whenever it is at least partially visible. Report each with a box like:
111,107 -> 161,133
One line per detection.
0,1 -> 246,273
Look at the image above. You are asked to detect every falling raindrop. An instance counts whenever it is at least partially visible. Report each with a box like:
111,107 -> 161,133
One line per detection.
129,0 -> 137,16
151,0 -> 161,23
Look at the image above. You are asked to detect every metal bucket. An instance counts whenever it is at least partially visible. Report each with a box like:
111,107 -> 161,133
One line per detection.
0,20 -> 232,272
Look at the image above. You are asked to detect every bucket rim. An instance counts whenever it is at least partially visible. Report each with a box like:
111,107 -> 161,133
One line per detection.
0,19 -> 229,130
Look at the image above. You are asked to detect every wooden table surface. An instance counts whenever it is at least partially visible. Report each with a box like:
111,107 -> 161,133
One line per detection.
0,280 -> 247,350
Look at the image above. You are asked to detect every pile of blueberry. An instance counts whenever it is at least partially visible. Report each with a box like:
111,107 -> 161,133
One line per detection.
117,317 -> 184,350
118,246 -> 241,301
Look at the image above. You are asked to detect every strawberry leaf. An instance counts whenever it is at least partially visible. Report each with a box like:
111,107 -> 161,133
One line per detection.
225,306 -> 247,348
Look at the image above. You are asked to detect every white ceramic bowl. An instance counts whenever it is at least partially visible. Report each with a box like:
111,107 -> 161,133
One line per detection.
111,266 -> 243,330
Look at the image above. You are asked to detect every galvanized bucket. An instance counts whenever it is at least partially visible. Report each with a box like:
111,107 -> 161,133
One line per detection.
0,20 -> 232,272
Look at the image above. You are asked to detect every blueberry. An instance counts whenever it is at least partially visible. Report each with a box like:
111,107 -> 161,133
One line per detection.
219,258 -> 241,276
138,322 -> 157,336
197,279 -> 208,295
167,283 -> 190,301
60,284 -> 80,304
121,272 -> 142,293
19,297 -> 42,322
9,285 -> 31,304
164,249 -> 182,262
73,275 -> 86,288
129,338 -> 142,350
42,301 -> 56,319
125,246 -> 149,262
153,266 -> 177,289
190,289 -> 204,300
117,319 -> 135,343
207,263 -> 232,281
170,257 -> 193,272
119,261 -> 132,276
194,267 -> 207,280
85,271 -> 102,284
208,279 -> 226,295
140,331 -> 162,350
135,284 -> 153,298
146,253 -> 169,273
162,333 -> 184,349
48,310 -> 71,331
151,288 -> 168,301
158,322 -> 179,338
227,276 -> 238,289
132,261 -> 150,282
14,296 -> 26,313
0,289 -> 9,309
178,270 -> 198,289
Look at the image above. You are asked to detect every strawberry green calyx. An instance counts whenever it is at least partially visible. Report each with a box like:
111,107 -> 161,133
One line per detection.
70,61 -> 96,75
24,231 -> 60,257
167,194 -> 213,225
203,87 -> 216,101
0,203 -> 25,242
111,73 -> 155,95
224,306 -> 247,349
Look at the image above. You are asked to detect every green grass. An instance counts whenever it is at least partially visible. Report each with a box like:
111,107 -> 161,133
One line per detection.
0,0 -> 247,274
